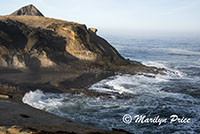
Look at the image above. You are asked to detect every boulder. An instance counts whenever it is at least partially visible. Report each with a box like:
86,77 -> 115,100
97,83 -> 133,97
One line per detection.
89,28 -> 98,33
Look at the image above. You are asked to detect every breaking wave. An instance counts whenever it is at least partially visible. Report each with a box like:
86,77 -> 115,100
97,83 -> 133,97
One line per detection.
89,61 -> 185,95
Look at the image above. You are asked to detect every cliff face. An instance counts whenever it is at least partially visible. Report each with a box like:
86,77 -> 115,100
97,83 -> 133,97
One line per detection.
0,15 -> 128,70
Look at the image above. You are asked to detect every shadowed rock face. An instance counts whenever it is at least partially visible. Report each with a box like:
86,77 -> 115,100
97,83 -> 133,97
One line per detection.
10,4 -> 44,17
7,4 -> 125,68
0,18 -> 68,70
0,14 -> 129,70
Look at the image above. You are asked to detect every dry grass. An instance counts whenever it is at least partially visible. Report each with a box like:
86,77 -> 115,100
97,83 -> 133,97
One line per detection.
0,16 -> 83,30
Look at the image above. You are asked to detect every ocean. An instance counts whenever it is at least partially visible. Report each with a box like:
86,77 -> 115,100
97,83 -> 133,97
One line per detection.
22,35 -> 200,134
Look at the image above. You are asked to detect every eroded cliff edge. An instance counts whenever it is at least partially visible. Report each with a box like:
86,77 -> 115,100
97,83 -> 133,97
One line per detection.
0,15 -> 141,71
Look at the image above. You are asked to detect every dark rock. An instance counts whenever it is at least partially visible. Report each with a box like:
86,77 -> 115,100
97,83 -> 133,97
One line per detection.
0,99 -> 129,134
10,4 -> 44,17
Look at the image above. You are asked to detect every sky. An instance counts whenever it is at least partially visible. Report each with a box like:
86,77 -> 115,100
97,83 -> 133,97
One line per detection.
0,0 -> 200,36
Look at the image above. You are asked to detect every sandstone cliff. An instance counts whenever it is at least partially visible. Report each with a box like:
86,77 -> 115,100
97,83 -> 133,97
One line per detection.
0,15 -> 130,71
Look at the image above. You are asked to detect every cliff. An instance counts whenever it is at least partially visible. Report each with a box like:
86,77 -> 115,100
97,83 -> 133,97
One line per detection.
0,5 -> 162,134
0,4 -> 162,75
0,3 -> 163,102
0,15 -> 131,69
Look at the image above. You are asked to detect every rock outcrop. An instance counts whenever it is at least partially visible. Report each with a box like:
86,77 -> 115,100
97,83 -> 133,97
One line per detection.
89,28 -> 98,33
0,4 -> 162,93
0,15 -> 129,70
0,98 -> 130,134
10,4 -> 44,17
0,5 -> 162,93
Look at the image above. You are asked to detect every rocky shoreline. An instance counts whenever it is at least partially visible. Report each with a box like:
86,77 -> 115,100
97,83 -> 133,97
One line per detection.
0,98 -> 132,134
0,4 -> 165,134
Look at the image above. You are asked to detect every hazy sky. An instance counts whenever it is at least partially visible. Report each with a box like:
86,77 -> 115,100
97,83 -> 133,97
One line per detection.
1,0 -> 200,36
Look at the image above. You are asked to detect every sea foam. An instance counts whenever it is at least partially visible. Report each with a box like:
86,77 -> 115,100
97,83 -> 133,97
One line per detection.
23,90 -> 65,112
89,61 -> 184,95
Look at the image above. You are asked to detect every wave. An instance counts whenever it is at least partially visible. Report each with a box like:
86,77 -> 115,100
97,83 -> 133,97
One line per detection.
22,90 -> 66,115
142,61 -> 184,78
89,61 -> 184,95
22,88 -> 200,134
89,74 -> 162,95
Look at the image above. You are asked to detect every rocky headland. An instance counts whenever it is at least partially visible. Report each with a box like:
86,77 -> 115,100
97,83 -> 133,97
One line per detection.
0,4 -> 163,134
